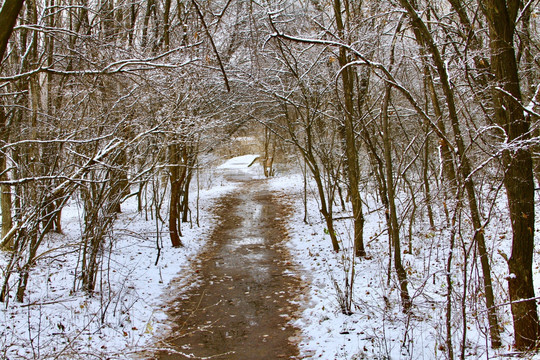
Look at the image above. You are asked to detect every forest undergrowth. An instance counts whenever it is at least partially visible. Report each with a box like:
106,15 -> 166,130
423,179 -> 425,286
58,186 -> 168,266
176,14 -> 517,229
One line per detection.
0,160 -> 539,359
0,164 -> 237,360
268,172 -> 540,360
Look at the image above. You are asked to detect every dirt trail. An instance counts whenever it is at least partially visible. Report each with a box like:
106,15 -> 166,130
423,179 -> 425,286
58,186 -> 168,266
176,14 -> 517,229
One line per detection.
153,178 -> 302,359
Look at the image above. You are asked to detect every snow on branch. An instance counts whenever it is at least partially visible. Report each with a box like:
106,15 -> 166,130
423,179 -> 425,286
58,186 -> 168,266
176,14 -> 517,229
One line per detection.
495,86 -> 540,119
0,44 -> 201,81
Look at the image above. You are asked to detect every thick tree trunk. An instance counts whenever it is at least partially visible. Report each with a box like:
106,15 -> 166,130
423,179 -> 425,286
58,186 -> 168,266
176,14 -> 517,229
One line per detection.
505,151 -> 538,349
0,0 -> 19,245
483,0 -> 539,349
0,0 -> 25,62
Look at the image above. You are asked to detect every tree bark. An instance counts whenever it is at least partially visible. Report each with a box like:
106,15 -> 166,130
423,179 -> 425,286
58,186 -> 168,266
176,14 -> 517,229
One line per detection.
0,0 -> 25,63
163,0 -> 172,50
333,0 -> 365,257
0,110 -> 13,247
483,0 -> 539,349
0,0 -> 24,248
382,86 -> 411,312
168,143 -> 187,248
400,0 -> 501,347
140,0 -> 156,49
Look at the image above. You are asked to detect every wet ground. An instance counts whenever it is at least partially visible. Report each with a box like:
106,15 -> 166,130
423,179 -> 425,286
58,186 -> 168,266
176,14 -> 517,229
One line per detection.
152,178 -> 302,359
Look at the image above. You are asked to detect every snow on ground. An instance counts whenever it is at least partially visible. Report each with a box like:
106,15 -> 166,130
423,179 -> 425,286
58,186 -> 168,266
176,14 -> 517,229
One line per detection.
217,154 -> 260,169
216,154 -> 264,182
2,156 -> 540,359
0,156 -> 262,360
267,172 -> 540,360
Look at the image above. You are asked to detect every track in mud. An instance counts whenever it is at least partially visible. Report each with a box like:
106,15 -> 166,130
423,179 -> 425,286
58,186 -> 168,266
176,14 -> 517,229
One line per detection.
153,179 -> 302,360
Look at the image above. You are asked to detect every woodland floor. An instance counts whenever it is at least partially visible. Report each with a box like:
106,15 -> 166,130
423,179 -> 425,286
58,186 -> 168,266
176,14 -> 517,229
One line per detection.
151,176 -> 304,359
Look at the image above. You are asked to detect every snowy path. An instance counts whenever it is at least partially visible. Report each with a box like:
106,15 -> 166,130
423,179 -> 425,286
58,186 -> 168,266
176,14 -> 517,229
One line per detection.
153,178 -> 302,359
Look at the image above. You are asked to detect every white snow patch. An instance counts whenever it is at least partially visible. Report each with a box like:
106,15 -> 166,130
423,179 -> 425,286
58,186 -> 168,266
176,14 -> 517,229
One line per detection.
267,171 -> 540,360
3,163 -> 540,360
217,154 -> 260,169
0,174 -> 239,359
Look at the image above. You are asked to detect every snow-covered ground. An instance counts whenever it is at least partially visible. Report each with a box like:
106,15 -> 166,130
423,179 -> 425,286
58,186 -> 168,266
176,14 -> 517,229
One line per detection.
1,155 -> 540,359
217,154 -> 260,170
268,172 -> 540,360
0,155 -> 261,359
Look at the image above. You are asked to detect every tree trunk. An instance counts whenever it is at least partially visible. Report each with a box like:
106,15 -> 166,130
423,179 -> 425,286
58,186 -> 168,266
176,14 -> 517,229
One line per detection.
0,108 -> 13,248
400,0 -> 501,346
168,143 -> 186,248
307,148 -> 340,252
263,127 -> 276,178
483,0 -> 539,349
282,103 -> 340,252
0,150 -> 13,248
110,149 -> 129,214
0,0 -> 25,62
163,0 -> 171,50
141,0 -> 156,49
333,0 -> 365,257
181,151 -> 195,223
382,85 -> 411,313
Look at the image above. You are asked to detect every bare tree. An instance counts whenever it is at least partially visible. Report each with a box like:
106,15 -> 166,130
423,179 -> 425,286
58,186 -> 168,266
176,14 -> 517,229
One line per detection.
332,0 -> 366,257
483,0 -> 539,349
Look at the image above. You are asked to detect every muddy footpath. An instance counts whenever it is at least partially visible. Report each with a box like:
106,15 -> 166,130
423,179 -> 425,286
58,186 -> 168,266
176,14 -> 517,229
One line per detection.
150,178 -> 303,359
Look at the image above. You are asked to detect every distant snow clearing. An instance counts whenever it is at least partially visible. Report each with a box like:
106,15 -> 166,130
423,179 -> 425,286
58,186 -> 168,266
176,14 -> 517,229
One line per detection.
217,154 -> 260,169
